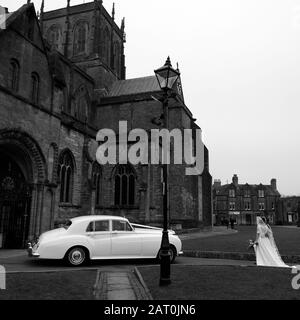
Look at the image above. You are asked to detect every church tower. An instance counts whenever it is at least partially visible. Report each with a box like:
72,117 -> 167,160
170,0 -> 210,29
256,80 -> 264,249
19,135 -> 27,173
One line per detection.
41,0 -> 126,96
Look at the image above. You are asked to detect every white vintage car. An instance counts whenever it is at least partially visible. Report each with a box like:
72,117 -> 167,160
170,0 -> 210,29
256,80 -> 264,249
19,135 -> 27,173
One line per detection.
28,215 -> 183,266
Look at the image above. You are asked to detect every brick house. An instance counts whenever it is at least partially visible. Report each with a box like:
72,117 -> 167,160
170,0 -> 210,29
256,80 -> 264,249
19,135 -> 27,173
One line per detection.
213,174 -> 281,225
0,1 -> 212,249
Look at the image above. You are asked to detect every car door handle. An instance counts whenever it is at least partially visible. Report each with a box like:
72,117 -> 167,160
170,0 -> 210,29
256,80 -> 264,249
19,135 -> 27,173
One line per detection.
87,234 -> 95,238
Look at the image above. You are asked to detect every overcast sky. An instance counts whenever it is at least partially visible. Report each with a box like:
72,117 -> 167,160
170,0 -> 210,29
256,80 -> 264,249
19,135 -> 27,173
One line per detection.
3,0 -> 300,196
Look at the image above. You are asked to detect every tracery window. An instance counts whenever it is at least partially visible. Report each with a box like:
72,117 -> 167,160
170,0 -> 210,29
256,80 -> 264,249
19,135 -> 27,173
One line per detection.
114,165 -> 135,206
58,150 -> 74,203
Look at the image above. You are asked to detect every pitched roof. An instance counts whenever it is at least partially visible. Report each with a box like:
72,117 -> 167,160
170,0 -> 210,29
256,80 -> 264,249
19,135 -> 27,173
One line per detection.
214,183 -> 281,197
2,3 -> 32,31
107,76 -> 160,97
1,3 -> 47,53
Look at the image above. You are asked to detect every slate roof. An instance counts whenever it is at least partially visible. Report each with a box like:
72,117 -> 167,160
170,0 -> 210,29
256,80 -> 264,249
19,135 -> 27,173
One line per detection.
214,183 -> 281,197
107,76 -> 160,97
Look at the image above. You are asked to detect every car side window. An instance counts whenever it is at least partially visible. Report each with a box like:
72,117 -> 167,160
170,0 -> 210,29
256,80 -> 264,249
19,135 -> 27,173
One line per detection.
86,222 -> 95,232
86,221 -> 110,232
112,220 -> 133,232
95,221 -> 109,232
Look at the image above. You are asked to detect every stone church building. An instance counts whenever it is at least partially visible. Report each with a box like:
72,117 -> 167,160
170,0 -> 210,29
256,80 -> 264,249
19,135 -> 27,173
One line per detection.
0,1 -> 212,248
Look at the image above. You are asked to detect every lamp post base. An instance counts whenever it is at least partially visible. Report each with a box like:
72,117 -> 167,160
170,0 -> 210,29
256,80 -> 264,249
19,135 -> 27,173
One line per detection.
159,254 -> 171,285
159,231 -> 171,286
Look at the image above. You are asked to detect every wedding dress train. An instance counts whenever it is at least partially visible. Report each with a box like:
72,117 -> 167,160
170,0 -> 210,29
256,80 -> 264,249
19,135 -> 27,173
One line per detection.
254,217 -> 291,268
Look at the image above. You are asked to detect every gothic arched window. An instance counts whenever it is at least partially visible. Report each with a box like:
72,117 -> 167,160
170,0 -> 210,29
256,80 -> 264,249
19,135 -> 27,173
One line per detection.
58,150 -> 75,203
73,22 -> 88,56
114,165 -> 135,206
9,59 -> 20,91
74,85 -> 89,122
92,162 -> 102,207
31,72 -> 40,104
47,25 -> 62,51
103,27 -> 110,65
113,42 -> 120,75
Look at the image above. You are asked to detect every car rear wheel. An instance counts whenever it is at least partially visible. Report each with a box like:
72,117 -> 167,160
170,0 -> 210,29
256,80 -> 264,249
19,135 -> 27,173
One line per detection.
66,247 -> 88,267
157,245 -> 177,263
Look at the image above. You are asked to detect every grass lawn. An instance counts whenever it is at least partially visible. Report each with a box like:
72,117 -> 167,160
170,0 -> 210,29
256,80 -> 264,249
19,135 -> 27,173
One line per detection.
182,226 -> 300,255
0,270 -> 97,300
138,265 -> 300,300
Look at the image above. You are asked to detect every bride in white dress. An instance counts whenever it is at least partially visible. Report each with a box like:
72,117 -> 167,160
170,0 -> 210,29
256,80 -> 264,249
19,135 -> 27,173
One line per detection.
254,216 -> 291,268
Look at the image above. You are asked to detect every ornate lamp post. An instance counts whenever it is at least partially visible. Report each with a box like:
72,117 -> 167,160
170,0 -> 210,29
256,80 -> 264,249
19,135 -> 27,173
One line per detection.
154,57 -> 180,285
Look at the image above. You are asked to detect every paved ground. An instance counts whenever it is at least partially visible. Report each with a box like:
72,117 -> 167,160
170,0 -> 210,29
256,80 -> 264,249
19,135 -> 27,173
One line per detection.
0,246 -> 255,300
2,226 -> 291,300
0,250 -> 255,273
0,255 -> 255,300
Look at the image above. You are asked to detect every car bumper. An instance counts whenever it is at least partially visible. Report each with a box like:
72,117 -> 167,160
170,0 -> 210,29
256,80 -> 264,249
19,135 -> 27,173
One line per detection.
27,243 -> 40,258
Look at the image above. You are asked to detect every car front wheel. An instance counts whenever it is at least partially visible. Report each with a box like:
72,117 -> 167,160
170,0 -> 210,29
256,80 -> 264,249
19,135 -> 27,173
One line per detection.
157,245 -> 177,263
66,247 -> 88,267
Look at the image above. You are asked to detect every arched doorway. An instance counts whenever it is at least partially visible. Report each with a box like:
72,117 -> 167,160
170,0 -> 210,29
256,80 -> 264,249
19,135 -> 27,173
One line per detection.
0,154 -> 32,248
0,129 -> 46,249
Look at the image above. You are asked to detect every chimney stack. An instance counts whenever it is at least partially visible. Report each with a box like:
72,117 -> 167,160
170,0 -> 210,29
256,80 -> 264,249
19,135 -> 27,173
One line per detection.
271,179 -> 277,191
213,179 -> 221,188
232,174 -> 238,187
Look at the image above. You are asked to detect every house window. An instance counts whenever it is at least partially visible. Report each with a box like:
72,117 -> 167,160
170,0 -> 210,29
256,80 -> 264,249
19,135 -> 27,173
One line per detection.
229,202 -> 236,211
258,190 -> 265,198
229,189 -> 235,198
92,162 -> 102,207
244,189 -> 250,198
74,22 -> 88,56
31,72 -> 40,104
259,202 -> 265,211
58,150 -> 74,203
244,201 -> 251,211
214,202 -> 217,211
9,59 -> 20,91
114,165 -> 135,206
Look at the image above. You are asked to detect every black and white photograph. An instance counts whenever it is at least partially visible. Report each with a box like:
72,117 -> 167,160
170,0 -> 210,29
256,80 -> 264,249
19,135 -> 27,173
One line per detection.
0,0 -> 300,305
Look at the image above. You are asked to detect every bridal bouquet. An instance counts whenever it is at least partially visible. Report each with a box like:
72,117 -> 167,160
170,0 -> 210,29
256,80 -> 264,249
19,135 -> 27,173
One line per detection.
248,240 -> 258,250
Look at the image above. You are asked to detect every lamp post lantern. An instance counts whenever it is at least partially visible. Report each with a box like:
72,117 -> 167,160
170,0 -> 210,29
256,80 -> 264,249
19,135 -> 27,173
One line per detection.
154,57 -> 180,286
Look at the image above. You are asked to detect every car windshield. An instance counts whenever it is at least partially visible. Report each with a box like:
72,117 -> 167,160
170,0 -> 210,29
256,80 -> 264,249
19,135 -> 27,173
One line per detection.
63,220 -> 72,230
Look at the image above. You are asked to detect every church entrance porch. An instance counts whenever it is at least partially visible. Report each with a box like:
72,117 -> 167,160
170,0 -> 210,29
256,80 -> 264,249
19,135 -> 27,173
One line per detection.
0,130 -> 47,249
0,154 -> 32,249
